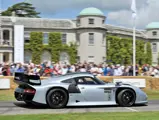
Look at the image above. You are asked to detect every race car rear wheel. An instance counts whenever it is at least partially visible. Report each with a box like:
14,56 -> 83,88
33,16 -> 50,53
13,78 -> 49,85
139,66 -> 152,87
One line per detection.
117,89 -> 136,107
46,88 -> 68,109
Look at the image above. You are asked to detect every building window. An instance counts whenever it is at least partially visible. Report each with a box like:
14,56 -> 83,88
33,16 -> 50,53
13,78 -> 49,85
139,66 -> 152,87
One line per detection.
89,56 -> 94,58
24,32 -> 30,38
62,33 -> 67,44
24,32 -> 30,44
77,19 -> 80,26
76,56 -> 80,63
43,33 -> 48,44
102,20 -> 105,24
89,18 -> 94,24
88,56 -> 94,63
3,30 -> 10,40
152,31 -> 157,36
152,43 -> 157,52
103,57 -> 106,62
89,33 -> 94,44
76,33 -> 80,45
102,34 -> 105,44
24,38 -> 30,43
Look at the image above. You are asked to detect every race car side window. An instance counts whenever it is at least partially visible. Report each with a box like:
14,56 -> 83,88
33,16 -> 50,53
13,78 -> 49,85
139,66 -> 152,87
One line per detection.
61,78 -> 76,84
75,77 -> 98,85
84,77 -> 98,85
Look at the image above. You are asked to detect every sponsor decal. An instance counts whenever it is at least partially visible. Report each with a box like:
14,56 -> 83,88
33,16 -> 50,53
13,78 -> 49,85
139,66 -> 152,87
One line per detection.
104,89 -> 112,101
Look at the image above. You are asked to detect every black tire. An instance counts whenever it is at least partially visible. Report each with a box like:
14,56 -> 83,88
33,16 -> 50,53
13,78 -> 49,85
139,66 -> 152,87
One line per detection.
117,89 -> 136,107
46,88 -> 68,109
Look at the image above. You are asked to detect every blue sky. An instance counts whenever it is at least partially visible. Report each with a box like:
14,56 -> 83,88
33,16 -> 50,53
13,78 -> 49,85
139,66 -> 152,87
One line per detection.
1,0 -> 111,23
1,0 -> 109,18
1,0 -> 22,10
0,0 -> 118,27
1,0 -> 158,29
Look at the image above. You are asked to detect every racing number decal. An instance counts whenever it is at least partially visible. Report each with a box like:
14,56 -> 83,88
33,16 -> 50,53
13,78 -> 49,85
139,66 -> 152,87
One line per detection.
104,89 -> 112,101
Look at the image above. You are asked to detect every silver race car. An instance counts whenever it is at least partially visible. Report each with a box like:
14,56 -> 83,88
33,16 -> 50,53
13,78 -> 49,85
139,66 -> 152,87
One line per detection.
14,72 -> 148,109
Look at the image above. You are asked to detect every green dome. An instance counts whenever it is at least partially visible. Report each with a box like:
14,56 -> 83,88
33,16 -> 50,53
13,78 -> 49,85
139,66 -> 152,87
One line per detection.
146,22 -> 159,29
79,7 -> 104,16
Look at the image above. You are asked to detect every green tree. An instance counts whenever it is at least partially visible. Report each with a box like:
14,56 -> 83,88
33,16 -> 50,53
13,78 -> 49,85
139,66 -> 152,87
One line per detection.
146,42 -> 152,65
2,2 -> 40,18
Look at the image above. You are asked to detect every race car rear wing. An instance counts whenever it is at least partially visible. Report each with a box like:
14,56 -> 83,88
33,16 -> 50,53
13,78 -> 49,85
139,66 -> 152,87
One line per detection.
14,72 -> 41,86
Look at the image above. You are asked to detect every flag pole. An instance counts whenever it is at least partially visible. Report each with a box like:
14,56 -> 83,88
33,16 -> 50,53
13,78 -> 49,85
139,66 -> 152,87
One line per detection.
131,0 -> 136,76
133,18 -> 136,76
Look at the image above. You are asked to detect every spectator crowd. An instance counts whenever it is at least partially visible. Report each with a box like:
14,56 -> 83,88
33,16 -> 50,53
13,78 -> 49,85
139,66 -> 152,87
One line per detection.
0,61 -> 159,77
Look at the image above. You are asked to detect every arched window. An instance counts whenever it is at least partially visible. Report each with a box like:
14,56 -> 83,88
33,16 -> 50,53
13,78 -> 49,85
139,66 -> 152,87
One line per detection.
41,51 -> 51,62
24,51 -> 32,63
3,30 -> 10,40
152,43 -> 157,52
60,52 -> 70,64
3,30 -> 10,45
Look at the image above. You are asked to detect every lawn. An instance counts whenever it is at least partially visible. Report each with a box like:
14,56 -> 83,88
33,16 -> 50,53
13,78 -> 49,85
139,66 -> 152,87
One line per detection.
143,89 -> 159,100
0,90 -> 15,101
0,112 -> 159,120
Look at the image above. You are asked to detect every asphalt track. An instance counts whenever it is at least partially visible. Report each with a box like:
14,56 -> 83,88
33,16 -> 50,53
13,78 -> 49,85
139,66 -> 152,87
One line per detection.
0,100 -> 159,115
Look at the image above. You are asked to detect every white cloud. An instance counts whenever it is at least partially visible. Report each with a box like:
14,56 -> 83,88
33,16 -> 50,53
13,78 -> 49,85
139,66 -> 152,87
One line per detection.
107,0 -> 159,29
28,0 -> 159,29
31,0 -> 130,12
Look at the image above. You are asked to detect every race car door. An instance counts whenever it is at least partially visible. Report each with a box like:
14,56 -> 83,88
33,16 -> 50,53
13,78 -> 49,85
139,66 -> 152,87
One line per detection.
75,76 -> 110,102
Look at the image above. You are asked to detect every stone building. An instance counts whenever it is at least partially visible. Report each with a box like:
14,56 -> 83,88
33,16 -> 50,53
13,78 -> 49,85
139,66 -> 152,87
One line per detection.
0,7 -> 158,65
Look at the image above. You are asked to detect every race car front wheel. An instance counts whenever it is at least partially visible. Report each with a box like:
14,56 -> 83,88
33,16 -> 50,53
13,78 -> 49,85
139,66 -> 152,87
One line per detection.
117,89 -> 136,107
46,88 -> 68,109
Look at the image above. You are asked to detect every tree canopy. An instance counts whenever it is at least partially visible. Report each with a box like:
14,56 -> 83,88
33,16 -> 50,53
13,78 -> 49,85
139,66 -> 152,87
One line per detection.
1,2 -> 40,18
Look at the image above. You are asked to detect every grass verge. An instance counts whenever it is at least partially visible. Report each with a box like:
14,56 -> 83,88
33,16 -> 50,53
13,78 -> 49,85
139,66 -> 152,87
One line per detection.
0,112 -> 159,120
0,90 -> 15,101
143,89 -> 159,100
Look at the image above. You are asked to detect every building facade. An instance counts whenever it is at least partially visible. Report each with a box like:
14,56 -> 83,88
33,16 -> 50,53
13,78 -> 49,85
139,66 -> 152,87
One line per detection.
0,7 -> 158,65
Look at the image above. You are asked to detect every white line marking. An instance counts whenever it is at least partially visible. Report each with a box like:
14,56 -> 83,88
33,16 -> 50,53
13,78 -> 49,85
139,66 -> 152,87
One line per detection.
125,107 -> 139,112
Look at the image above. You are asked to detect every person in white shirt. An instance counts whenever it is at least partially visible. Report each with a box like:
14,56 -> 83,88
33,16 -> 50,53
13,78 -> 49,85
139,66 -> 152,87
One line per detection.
61,65 -> 68,75
79,65 -> 87,72
114,64 -> 123,76
90,64 -> 99,75
151,67 -> 159,77
70,65 -> 75,73
97,64 -> 104,76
